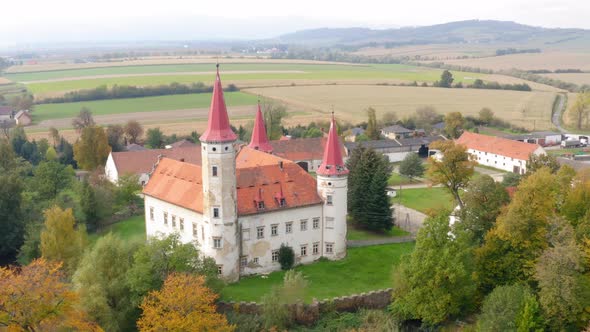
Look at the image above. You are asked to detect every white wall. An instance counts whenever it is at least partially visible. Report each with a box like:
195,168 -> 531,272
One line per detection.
317,175 -> 348,260
104,153 -> 119,183
468,147 -> 545,174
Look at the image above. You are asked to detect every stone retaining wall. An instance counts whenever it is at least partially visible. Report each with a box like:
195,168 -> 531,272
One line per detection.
217,288 -> 393,325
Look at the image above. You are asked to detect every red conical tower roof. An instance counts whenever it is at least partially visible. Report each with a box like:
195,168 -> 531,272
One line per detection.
199,65 -> 237,143
248,102 -> 273,153
317,113 -> 349,176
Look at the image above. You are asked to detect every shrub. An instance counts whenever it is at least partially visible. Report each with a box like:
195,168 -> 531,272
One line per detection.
278,244 -> 295,270
478,283 -> 543,332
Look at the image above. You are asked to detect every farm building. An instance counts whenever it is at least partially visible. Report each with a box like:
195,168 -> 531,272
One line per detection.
503,131 -> 562,147
143,67 -> 348,281
381,124 -> 413,139
14,110 -> 32,126
456,132 -> 546,174
344,135 -> 444,162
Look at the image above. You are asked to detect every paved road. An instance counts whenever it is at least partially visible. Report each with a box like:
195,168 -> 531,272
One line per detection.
552,93 -> 567,133
393,203 -> 427,235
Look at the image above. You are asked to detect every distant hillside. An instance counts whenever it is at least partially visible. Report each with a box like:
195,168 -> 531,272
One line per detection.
278,20 -> 590,47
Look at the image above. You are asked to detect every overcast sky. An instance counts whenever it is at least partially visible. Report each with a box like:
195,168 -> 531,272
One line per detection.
0,0 -> 588,45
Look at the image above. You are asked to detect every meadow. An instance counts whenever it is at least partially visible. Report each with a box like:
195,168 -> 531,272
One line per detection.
244,85 -> 557,130
393,187 -> 454,214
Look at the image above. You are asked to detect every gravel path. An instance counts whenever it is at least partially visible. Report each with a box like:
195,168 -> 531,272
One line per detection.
552,93 -> 567,133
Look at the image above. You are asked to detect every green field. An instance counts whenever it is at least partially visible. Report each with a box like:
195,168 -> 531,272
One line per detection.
388,172 -> 424,186
33,92 -> 257,122
394,187 -> 455,214
89,215 -> 146,244
347,223 -> 410,241
4,63 -> 485,95
221,242 -> 414,302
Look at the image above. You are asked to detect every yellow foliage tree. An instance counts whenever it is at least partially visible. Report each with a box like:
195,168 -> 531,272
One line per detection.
40,206 -> 88,276
0,258 -> 102,331
137,273 -> 235,332
73,126 -> 111,170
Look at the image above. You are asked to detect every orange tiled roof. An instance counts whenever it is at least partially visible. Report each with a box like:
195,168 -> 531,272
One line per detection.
111,146 -> 201,176
456,132 -> 541,161
143,146 -> 323,215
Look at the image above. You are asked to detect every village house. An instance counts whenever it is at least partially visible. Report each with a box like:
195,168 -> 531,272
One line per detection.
142,67 -> 349,281
14,110 -> 32,126
380,124 -> 413,139
456,131 -> 546,174
345,135 -> 444,162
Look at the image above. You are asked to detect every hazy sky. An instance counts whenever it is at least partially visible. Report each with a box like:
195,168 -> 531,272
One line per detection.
1,0 -> 588,45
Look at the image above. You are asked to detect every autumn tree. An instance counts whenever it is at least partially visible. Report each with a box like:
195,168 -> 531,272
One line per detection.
398,153 -> 424,180
261,99 -> 288,140
562,172 -> 590,227
477,283 -> 543,331
427,140 -> 475,209
74,125 -> 111,170
0,259 -> 102,331
72,107 -> 96,131
365,107 -> 380,140
40,206 -> 88,276
444,111 -> 465,139
478,107 -> 494,125
124,120 -> 144,144
137,273 -> 234,332
261,270 -> 308,329
48,127 -> 60,147
380,111 -> 398,126
526,153 -> 560,175
569,91 -> 590,130
106,124 -> 125,152
390,212 -> 476,326
414,106 -> 442,131
74,234 -> 138,331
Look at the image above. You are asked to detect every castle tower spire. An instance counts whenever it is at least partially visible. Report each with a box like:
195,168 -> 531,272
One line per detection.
317,113 -> 349,176
248,101 -> 273,153
200,64 -> 237,143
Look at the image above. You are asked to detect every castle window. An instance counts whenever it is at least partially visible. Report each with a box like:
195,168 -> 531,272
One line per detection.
257,226 -> 264,239
300,245 -> 307,256
257,201 -> 265,210
163,212 -> 168,225
213,208 -> 219,218
240,256 -> 247,267
313,242 -> 319,255
217,265 -> 223,275
212,166 -> 218,177
179,218 -> 184,231
326,243 -> 334,254
271,224 -> 278,236
253,257 -> 259,264
149,207 -> 154,221
171,215 -> 176,228
326,195 -> 333,206
300,220 -> 307,231
213,237 -> 222,249
313,218 -> 320,229
286,222 -> 293,234
272,250 -> 279,262
279,198 -> 286,207
192,223 -> 197,237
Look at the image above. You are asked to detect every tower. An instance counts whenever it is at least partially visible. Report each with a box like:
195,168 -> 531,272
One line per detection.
316,114 -> 349,259
200,65 -> 240,281
248,101 -> 273,153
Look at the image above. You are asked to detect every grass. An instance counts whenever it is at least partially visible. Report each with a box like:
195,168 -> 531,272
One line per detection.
393,187 -> 455,214
244,85 -> 557,130
547,147 -> 590,156
88,215 -> 146,245
387,172 -> 423,186
33,92 -> 257,122
347,224 -> 410,241
221,242 -> 415,302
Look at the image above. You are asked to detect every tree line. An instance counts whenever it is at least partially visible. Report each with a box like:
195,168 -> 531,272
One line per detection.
40,82 -> 239,104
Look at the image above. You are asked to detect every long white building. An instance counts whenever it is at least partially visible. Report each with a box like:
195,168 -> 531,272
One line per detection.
142,67 -> 349,281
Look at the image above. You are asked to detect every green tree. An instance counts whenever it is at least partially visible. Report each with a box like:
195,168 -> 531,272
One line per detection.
116,174 -> 142,208
278,244 -> 295,270
73,233 -> 137,332
146,127 -> 165,148
438,70 -> 454,88
346,146 -> 393,231
479,107 -> 495,125
33,160 -> 75,201
568,91 -> 590,130
477,283 -> 543,332
74,126 -> 111,170
459,175 -> 509,244
502,172 -> 522,187
390,212 -> 476,326
0,173 -> 23,259
126,234 -> 221,307
365,107 -> 380,140
444,111 -> 465,139
45,146 -> 58,161
80,180 -> 99,232
427,140 -> 475,209
40,206 -> 88,276
534,219 -> 590,330
261,270 -> 308,330
398,153 -> 424,180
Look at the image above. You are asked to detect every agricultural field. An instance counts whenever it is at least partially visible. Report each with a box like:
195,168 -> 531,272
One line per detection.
430,51 -> 590,71
244,85 -> 558,130
354,43 -> 496,59
542,73 -> 590,86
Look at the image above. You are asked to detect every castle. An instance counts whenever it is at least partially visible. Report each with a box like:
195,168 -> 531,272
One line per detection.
142,66 -> 349,281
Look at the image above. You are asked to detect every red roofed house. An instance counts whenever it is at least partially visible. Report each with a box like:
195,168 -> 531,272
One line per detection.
143,66 -> 349,281
456,132 -> 546,174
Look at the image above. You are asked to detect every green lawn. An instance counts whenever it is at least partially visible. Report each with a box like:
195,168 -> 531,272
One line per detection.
10,63 -> 484,95
347,223 -> 410,241
221,242 -> 414,302
394,187 -> 455,214
387,172 -> 424,186
33,92 -> 257,122
547,147 -> 590,156
89,215 -> 146,245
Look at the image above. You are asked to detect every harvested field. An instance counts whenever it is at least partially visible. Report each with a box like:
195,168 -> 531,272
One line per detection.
542,73 -> 590,86
432,52 -> 590,71
354,44 -> 494,58
243,85 -> 557,130
0,77 -> 12,84
481,74 -> 563,92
